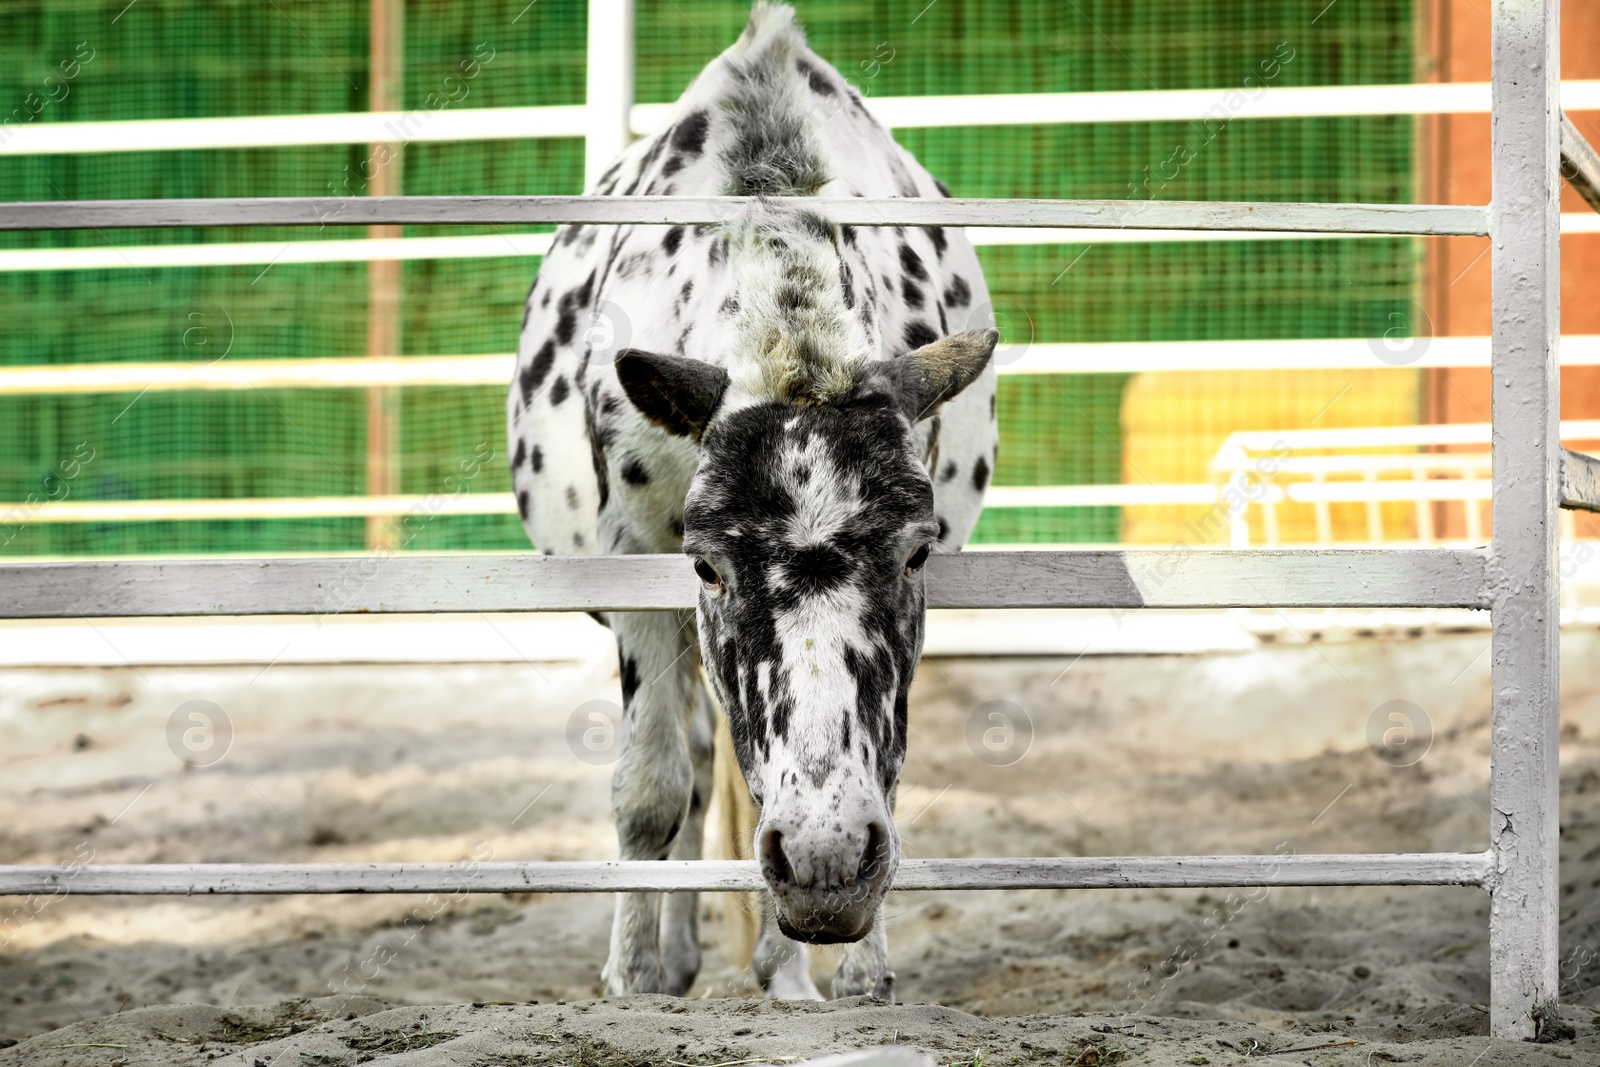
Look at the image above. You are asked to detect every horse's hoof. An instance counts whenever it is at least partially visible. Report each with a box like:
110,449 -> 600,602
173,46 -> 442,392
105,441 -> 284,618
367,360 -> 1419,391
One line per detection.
833,968 -> 895,1003
602,955 -> 668,996
763,970 -> 825,1001
660,935 -> 701,996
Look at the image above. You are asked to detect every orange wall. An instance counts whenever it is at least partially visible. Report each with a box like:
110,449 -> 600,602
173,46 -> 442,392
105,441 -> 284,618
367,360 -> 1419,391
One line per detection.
1417,0 -> 1599,535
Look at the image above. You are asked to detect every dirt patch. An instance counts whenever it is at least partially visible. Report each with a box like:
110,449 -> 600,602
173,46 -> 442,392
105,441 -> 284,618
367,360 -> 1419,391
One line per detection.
2,995 -> 1594,1066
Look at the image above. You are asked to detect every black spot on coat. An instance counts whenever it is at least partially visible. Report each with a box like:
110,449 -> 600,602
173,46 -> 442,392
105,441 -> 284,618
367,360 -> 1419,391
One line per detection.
903,321 -> 938,351
556,310 -> 578,346
776,285 -> 809,312
943,276 -> 972,307
549,375 -> 570,406
671,109 -> 710,156
520,340 -> 556,403
663,225 -> 685,256
972,456 -> 991,492
796,56 -> 835,97
621,656 -> 641,706
899,243 -> 928,281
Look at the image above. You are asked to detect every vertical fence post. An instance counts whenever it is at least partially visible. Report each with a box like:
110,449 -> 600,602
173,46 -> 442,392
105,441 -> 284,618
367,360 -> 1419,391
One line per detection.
365,0 -> 404,550
1488,0 -> 1562,1041
585,0 -> 635,190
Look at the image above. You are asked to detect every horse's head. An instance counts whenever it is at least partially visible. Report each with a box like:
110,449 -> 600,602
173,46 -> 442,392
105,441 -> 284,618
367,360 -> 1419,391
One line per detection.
617,266 -> 994,942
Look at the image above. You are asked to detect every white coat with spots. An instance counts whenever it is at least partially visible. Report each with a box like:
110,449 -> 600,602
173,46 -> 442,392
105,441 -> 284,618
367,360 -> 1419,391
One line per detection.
506,2 -> 997,1001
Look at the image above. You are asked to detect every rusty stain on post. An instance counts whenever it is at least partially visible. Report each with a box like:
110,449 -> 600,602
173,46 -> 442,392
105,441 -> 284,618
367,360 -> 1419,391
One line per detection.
365,0 -> 403,550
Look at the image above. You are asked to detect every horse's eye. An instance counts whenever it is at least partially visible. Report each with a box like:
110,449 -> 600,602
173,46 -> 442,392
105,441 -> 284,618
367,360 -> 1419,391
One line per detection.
904,543 -> 931,575
693,558 -> 722,587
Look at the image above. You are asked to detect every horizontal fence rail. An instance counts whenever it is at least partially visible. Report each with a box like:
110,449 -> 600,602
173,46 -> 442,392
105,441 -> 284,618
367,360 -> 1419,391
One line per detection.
0,853 -> 1495,896
1563,449 -> 1600,512
0,550 -> 1493,618
0,196 -> 1492,236
6,217 -> 1597,274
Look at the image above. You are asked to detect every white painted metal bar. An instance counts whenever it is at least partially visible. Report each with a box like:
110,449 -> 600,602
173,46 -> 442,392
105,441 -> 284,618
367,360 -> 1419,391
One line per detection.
0,550 -> 1491,618
7,339 -> 1600,396
1487,0 -> 1563,1040
0,852 -> 1493,896
5,215 -> 1593,276
0,196 -> 1490,235
6,82 -> 1600,157
1561,112 -> 1600,214
1562,448 -> 1600,512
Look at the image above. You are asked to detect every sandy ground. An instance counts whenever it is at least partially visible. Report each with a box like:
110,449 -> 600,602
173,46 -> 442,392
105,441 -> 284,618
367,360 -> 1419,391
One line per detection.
5,618 -> 1600,1064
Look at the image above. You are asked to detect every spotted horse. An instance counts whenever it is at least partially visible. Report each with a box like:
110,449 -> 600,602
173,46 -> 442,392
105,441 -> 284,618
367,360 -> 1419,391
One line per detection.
507,2 -> 998,1001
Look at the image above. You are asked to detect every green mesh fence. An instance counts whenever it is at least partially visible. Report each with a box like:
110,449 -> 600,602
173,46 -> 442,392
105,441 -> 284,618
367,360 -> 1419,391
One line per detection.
0,0 -> 1415,555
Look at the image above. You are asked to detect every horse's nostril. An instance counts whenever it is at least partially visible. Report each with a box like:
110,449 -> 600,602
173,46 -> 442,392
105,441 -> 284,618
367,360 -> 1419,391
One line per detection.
857,822 -> 889,886
759,827 -> 794,887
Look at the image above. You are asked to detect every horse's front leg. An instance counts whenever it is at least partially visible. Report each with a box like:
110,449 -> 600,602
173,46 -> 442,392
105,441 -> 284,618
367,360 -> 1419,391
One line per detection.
601,609 -> 698,996
832,906 -> 895,1001
752,893 -> 824,1000
658,678 -> 716,995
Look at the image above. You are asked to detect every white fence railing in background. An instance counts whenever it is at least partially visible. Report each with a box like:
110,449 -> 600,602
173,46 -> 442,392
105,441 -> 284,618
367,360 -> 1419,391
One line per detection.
1214,421 -> 1600,547
0,0 -> 1597,1042
2,81 -> 1597,156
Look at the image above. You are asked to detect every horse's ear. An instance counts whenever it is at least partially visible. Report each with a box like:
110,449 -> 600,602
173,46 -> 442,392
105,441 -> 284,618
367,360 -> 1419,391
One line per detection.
615,350 -> 729,440
886,328 -> 997,423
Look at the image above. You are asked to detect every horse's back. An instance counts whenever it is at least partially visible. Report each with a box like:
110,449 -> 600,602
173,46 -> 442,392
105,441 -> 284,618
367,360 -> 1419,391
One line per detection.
508,12 -> 997,557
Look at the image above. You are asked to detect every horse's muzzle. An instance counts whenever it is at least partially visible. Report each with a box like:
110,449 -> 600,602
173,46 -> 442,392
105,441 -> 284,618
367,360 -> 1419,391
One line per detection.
759,815 -> 896,943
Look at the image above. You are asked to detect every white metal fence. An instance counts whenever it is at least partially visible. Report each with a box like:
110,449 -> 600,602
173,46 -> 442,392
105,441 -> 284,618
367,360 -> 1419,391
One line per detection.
2,0 -> 1599,1043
